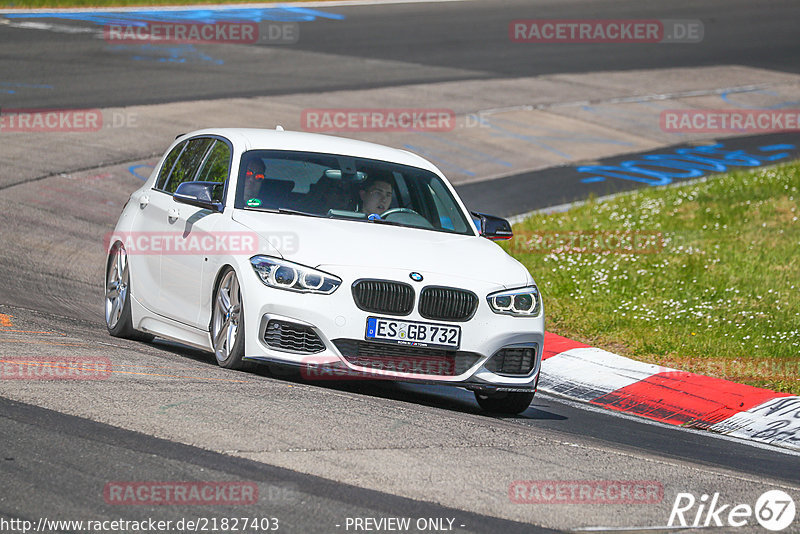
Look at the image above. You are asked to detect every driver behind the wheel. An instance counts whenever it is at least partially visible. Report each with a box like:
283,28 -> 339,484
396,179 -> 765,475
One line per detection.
358,178 -> 394,216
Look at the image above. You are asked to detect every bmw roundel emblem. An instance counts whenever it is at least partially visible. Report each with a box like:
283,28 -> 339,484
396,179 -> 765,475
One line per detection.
409,272 -> 423,282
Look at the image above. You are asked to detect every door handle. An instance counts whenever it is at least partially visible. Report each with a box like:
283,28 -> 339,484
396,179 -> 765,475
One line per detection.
168,207 -> 179,221
139,195 -> 150,209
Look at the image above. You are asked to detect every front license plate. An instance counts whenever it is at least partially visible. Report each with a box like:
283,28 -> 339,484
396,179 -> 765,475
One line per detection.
365,317 -> 461,349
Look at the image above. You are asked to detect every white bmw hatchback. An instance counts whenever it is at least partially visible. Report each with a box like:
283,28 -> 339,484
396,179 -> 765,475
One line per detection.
105,128 -> 544,414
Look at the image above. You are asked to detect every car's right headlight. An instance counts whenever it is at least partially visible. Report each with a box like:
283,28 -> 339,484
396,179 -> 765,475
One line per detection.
487,285 -> 542,316
250,256 -> 341,294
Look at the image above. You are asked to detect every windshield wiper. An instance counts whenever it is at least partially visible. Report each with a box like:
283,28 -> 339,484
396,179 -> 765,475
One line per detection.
326,209 -> 366,220
278,208 -> 322,217
324,210 -> 405,227
248,207 -> 322,218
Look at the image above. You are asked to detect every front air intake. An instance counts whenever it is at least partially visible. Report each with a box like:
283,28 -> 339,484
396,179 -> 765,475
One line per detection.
352,279 -> 415,316
264,320 -> 325,353
418,286 -> 478,322
484,345 -> 538,376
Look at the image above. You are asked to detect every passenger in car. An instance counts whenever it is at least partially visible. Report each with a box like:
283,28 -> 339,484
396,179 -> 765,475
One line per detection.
242,158 -> 267,202
358,178 -> 394,215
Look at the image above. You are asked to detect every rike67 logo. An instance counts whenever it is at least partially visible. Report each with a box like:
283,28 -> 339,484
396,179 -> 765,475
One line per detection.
669,490 -> 796,531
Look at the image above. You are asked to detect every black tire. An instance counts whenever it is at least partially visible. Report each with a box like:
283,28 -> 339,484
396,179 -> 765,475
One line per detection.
210,268 -> 247,370
475,390 -> 535,415
105,242 -> 154,342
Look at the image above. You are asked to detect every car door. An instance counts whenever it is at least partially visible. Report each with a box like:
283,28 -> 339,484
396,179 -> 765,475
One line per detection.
159,137 -> 232,328
128,139 -> 188,313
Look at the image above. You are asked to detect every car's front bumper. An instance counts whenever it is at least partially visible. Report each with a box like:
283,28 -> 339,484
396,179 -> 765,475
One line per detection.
240,264 -> 544,390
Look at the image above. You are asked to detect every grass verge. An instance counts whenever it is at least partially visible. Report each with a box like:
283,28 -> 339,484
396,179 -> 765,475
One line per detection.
505,161 -> 800,395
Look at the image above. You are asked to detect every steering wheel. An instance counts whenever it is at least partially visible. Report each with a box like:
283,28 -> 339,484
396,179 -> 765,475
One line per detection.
380,207 -> 434,229
380,207 -> 419,218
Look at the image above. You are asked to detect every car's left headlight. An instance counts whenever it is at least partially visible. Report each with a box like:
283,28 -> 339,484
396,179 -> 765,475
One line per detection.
250,256 -> 341,294
487,285 -> 542,316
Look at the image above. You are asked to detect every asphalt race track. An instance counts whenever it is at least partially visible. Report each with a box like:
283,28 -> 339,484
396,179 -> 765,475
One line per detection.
1,0 -> 799,108
1,0 -> 799,532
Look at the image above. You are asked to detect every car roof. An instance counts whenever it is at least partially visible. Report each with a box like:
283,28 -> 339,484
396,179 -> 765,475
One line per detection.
179,128 -> 443,175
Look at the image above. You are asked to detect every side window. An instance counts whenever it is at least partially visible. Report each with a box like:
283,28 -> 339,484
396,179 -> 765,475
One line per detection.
427,183 -> 454,230
163,138 -> 214,194
196,140 -> 231,202
155,141 -> 187,191
428,178 -> 469,233
197,140 -> 231,183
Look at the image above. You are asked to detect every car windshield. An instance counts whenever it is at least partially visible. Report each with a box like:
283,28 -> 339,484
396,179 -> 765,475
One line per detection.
234,150 -> 475,235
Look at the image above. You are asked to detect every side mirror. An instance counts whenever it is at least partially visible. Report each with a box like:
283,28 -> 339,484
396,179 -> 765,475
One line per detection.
471,211 -> 513,240
173,181 -> 223,212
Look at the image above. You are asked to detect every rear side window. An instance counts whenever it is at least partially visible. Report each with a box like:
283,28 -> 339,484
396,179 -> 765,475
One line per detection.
196,140 -> 231,202
196,140 -> 231,184
155,141 -> 187,190
162,138 -> 214,194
